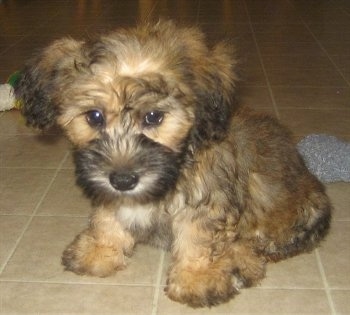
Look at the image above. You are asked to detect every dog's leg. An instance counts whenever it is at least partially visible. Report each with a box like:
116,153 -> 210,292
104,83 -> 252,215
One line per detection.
248,174 -> 332,262
165,214 -> 266,307
62,206 -> 135,277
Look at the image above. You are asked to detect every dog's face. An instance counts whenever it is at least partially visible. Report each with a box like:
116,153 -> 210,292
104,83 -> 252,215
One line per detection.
16,21 -> 238,204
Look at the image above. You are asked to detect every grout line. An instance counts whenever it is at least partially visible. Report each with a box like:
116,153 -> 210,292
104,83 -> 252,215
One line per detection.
331,0 -> 350,17
0,279 -> 156,287
0,214 -> 31,217
0,36 -> 26,57
254,286 -> 337,291
31,213 -> 89,218
242,0 -> 281,119
0,133 -> 63,136
300,24 -> 350,88
151,250 -> 165,315
0,152 -> 69,275
315,249 -> 338,315
256,287 -> 330,291
2,277 -> 348,291
151,251 -> 166,315
146,0 -> 159,21
286,0 -> 350,89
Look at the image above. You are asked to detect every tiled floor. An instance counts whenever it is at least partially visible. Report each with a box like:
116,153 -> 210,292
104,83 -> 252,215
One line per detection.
0,0 -> 350,314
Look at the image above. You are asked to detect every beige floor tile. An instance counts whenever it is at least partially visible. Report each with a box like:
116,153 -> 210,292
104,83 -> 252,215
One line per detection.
37,169 -> 91,217
341,71 -> 350,84
262,54 -> 335,70
235,33 -> 259,54
197,10 -> 249,24
0,168 -> 55,215
0,110 -> 63,137
249,7 -> 302,23
0,50 -> 32,70
157,288 -> 331,315
272,87 -> 350,110
245,0 -> 294,10
319,221 -> 350,289
0,215 -> 29,268
0,111 -> 39,135
239,86 -> 274,111
316,40 -> 350,58
331,289 -> 350,315
330,54 -> 350,72
0,135 -> 69,168
241,54 -> 267,86
206,32 -> 257,54
254,24 -> 315,42
61,152 -> 75,169
309,23 -> 350,41
299,7 -> 350,25
0,216 -> 86,282
252,22 -> 305,32
0,217 -> 162,286
326,183 -> 350,221
262,252 -> 323,289
266,67 -> 347,87
199,22 -> 252,37
248,12 -> 302,25
279,109 -> 350,137
0,282 -> 154,315
1,34 -> 58,58
0,35 -> 24,53
0,71 -> 11,82
198,0 -> 245,12
258,41 -> 324,56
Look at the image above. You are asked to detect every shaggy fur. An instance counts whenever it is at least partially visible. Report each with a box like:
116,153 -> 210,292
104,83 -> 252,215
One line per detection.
15,21 -> 331,308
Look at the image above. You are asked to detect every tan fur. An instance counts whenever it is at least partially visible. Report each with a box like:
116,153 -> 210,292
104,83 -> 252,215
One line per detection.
16,21 -> 331,308
62,206 -> 135,277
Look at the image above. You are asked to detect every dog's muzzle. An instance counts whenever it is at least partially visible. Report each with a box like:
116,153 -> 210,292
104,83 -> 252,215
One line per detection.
73,132 -> 185,203
109,171 -> 139,191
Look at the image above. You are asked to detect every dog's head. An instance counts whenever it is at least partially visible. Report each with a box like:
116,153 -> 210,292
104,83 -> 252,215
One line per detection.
16,21 -> 239,204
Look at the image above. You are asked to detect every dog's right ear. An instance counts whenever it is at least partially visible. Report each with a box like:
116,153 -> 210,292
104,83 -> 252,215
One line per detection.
15,38 -> 84,129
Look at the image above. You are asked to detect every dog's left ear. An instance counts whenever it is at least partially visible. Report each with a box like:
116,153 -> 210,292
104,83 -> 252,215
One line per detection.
191,41 -> 239,147
15,38 -> 84,129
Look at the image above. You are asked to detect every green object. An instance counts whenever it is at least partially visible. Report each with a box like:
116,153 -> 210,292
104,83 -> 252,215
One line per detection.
7,71 -> 21,87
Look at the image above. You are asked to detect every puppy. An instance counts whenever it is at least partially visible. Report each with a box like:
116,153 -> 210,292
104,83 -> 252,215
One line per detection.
15,21 -> 331,308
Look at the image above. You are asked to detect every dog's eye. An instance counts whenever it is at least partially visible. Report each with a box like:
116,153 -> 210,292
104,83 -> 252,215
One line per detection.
143,111 -> 164,127
86,110 -> 105,128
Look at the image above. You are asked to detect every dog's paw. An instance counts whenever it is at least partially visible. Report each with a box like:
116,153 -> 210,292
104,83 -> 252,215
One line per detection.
232,253 -> 266,288
62,231 -> 126,277
165,267 -> 238,308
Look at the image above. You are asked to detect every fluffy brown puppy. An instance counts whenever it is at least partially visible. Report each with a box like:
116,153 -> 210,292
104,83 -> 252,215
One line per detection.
15,21 -> 331,308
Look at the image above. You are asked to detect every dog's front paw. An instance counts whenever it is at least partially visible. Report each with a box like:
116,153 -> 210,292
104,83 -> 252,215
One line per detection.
165,266 -> 238,308
62,230 -> 126,277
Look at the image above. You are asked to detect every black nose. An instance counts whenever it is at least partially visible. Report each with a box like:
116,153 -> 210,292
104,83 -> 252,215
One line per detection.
109,171 -> 139,191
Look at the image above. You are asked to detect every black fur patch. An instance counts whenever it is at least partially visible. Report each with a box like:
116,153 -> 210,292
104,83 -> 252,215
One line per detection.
15,62 -> 58,129
74,133 -> 185,205
192,88 -> 236,147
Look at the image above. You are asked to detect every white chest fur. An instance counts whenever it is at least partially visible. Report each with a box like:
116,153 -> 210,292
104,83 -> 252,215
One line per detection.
116,204 -> 153,230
